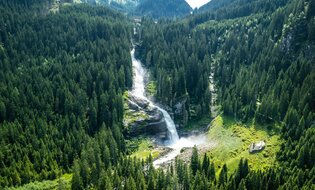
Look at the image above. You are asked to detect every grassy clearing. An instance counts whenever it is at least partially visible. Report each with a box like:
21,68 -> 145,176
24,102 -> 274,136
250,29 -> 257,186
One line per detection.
207,115 -> 281,176
128,137 -> 160,160
8,173 -> 72,190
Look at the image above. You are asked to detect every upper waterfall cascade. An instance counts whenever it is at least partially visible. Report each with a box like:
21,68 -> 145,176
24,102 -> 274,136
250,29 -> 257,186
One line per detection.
130,47 -> 179,144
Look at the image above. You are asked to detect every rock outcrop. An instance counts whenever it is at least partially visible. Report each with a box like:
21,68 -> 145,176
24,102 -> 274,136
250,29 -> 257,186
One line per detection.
124,92 -> 168,138
173,96 -> 188,128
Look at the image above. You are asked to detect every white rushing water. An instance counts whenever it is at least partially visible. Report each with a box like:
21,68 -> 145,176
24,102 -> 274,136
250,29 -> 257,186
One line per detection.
130,46 -> 206,167
153,135 -> 207,167
130,47 -> 179,144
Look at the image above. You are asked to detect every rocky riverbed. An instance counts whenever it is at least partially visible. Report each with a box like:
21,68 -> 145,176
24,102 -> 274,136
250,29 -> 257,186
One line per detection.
153,134 -> 217,168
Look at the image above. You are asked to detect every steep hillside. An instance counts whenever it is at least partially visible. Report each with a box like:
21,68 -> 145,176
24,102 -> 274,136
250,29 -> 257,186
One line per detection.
0,2 -> 131,187
198,0 -> 235,12
0,0 -> 314,189
136,0 -> 315,188
135,0 -> 192,18
70,0 -> 191,18
79,0 -> 141,12
189,0 -> 288,27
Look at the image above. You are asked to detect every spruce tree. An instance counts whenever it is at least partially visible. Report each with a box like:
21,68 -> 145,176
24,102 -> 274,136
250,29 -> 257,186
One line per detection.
218,164 -> 228,187
71,160 -> 83,190
201,153 -> 210,175
191,145 -> 199,176
238,179 -> 247,190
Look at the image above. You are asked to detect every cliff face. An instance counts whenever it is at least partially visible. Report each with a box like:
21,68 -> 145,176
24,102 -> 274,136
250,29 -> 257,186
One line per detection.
123,92 -> 168,139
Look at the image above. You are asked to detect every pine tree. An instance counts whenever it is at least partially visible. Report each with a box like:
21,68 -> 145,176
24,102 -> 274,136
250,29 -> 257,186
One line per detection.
236,158 -> 250,186
201,153 -> 210,175
193,171 -> 202,190
124,176 -> 137,190
238,179 -> 247,190
208,162 -> 216,182
80,159 -> 90,188
156,170 -> 165,190
297,146 -> 306,168
0,101 -> 6,122
147,177 -> 156,190
227,178 -> 236,190
136,170 -> 147,190
218,164 -> 228,187
112,170 -> 121,190
183,166 -> 190,190
71,160 -> 83,190
98,170 -> 113,190
191,146 -> 199,176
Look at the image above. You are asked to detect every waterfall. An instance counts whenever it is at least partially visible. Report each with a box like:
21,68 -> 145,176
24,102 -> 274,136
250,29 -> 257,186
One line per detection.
130,47 -> 179,144
130,45 -> 207,168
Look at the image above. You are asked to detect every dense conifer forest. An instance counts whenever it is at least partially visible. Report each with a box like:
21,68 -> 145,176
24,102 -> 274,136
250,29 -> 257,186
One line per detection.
0,0 -> 314,189
0,1 -> 131,187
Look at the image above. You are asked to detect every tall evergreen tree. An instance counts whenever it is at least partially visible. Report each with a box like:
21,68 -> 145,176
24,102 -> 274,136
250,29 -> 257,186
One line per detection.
191,146 -> 199,176
71,160 -> 83,190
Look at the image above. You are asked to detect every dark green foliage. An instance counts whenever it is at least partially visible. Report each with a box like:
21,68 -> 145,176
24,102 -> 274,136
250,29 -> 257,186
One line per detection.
135,0 -> 314,189
234,158 -> 249,187
198,0 -> 235,12
135,0 -> 192,18
190,146 -> 199,175
0,0 -> 314,189
201,153 -> 210,175
0,2 -> 131,187
71,160 -> 83,190
98,170 -> 113,190
218,164 -> 228,187
237,179 -> 247,190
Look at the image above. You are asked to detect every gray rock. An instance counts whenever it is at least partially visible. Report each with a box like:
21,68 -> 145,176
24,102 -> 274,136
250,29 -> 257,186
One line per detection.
124,93 -> 168,137
128,93 -> 150,108
173,96 -> 188,127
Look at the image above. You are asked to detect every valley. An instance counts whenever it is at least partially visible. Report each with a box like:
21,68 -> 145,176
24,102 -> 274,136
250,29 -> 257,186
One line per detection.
0,0 -> 314,189
127,35 -> 280,172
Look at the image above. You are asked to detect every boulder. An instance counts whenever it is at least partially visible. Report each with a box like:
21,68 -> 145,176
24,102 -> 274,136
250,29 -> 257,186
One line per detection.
124,92 -> 168,137
249,141 -> 266,153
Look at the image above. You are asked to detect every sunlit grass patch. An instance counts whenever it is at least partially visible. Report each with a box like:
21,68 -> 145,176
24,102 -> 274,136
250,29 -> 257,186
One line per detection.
9,173 -> 72,190
207,115 -> 281,176
129,137 -> 160,160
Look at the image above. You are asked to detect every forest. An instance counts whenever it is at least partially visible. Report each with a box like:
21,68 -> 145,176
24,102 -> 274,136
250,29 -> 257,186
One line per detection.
0,1 -> 131,187
0,0 -> 314,189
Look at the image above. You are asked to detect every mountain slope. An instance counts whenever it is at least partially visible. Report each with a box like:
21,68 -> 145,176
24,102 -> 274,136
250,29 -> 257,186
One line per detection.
72,0 -> 191,18
0,0 -> 314,189
136,0 -> 192,18
83,0 -> 141,12
137,0 -> 314,187
0,3 -> 131,187
187,0 -> 288,28
198,0 -> 235,12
